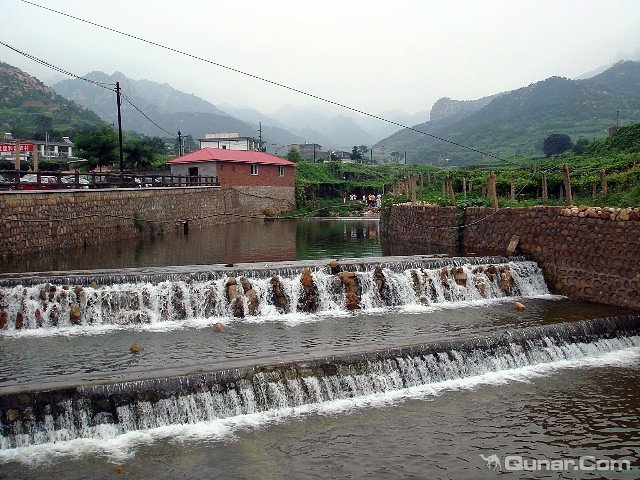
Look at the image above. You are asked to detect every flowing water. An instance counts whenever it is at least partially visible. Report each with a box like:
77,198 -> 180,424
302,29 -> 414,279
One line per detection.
0,219 -> 638,479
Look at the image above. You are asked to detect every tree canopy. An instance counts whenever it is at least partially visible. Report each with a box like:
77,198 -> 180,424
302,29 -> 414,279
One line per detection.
543,133 -> 573,157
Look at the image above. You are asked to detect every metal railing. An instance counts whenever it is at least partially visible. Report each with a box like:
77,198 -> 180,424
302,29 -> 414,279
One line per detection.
0,170 -> 219,190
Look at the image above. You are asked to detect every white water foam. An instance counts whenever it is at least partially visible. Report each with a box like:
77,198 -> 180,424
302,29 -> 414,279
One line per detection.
1,338 -> 638,466
0,261 -> 549,337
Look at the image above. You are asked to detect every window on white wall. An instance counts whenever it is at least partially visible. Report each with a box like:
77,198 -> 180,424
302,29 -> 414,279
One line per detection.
251,164 -> 259,175
278,166 -> 285,176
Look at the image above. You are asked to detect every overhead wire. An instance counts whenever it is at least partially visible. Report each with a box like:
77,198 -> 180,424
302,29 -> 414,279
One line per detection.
0,40 -> 115,91
0,39 -> 175,138
20,0 -> 526,168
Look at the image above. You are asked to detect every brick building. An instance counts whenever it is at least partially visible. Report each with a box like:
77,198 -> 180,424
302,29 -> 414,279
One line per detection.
166,148 -> 296,188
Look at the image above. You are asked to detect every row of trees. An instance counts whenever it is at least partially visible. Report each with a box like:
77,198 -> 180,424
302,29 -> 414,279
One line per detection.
74,125 -> 169,170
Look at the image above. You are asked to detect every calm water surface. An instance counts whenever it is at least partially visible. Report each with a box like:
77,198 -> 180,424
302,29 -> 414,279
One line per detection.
0,218 -> 382,273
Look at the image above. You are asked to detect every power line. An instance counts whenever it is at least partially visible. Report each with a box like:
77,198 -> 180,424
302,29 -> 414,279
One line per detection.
0,40 -> 115,91
1,39 -> 175,140
20,0 -> 524,168
120,91 -> 174,137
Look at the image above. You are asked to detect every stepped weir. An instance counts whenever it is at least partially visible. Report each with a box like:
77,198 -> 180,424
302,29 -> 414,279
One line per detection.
0,255 -> 545,331
2,255 -> 637,457
1,315 -> 639,450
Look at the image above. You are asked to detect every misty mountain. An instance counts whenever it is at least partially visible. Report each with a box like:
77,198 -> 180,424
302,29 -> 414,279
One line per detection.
353,110 -> 431,144
0,62 -> 103,140
52,72 -> 305,150
271,105 -> 377,149
374,61 -> 640,165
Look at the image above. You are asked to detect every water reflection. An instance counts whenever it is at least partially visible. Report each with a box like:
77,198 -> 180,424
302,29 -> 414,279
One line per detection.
1,218 -> 383,273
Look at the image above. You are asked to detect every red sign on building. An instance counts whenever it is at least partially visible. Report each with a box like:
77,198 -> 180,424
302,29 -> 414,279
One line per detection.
0,143 -> 34,153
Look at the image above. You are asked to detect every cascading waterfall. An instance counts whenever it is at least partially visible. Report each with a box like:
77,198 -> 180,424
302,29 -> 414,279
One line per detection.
0,258 -> 548,331
1,315 -> 639,450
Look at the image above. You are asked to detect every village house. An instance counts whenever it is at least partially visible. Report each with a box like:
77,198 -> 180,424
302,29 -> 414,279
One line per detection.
166,148 -> 296,188
198,132 -> 264,151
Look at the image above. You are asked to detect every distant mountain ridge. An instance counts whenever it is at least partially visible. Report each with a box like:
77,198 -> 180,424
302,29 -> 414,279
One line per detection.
374,61 -> 640,165
0,62 -> 103,140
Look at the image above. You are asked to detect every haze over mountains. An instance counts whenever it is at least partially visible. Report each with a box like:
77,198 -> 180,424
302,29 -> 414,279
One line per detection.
52,71 -> 424,151
2,58 -> 639,165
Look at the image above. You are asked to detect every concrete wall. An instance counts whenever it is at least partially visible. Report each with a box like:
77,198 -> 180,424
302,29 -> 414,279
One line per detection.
0,185 -> 295,259
383,204 -> 640,309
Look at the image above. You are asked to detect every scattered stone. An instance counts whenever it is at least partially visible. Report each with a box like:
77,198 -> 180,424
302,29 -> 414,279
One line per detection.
226,277 -> 238,302
15,312 -> 24,330
232,297 -> 245,318
90,281 -> 98,290
345,291 -> 359,310
452,267 -> 467,286
130,342 -> 144,354
298,268 -> 320,313
0,310 -> 7,329
62,285 -> 69,290
39,286 -> 48,301
419,296 -> 429,305
35,308 -> 43,327
329,260 -> 341,274
339,271 -> 361,310
5,409 -> 19,422
373,266 -> 387,300
513,301 -> 526,311
271,276 -> 289,313
212,322 -> 224,333
245,289 -> 259,315
185,276 -> 193,285
114,466 -> 124,475
73,285 -> 83,297
410,269 -> 421,295
70,304 -> 82,325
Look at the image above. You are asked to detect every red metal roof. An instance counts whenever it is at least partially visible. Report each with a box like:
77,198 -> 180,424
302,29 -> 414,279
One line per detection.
166,148 -> 296,166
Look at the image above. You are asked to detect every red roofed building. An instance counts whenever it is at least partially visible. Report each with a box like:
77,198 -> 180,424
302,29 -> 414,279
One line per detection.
166,148 -> 296,188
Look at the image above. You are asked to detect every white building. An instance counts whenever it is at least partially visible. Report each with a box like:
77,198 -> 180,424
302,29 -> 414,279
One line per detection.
198,132 -> 264,151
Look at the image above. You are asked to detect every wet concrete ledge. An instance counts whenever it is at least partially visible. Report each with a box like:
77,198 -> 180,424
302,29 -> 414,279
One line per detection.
0,254 -> 528,287
1,315 -> 638,405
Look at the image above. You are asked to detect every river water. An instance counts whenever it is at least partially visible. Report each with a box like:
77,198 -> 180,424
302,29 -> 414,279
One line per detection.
0,219 -> 638,479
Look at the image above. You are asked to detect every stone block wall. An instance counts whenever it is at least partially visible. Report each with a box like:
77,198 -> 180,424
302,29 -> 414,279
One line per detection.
1,186 -> 295,260
383,204 -> 640,309
382,203 -> 458,255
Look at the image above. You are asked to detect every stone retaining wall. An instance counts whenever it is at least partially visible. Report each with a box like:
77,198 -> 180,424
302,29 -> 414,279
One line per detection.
1,186 -> 295,259
382,203 -> 458,255
383,204 -> 640,309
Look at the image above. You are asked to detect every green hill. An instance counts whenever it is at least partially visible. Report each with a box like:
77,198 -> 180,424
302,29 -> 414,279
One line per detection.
375,61 -> 640,165
0,62 -> 103,141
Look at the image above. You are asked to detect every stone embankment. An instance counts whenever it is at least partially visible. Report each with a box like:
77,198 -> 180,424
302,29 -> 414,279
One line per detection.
0,186 -> 295,259
383,204 -> 640,310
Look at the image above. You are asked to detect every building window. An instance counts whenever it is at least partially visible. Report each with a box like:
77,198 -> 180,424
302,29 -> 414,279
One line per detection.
251,164 -> 259,175
278,165 -> 285,177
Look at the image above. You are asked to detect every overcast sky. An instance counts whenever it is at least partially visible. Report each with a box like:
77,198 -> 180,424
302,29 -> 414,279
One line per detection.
4,0 -> 640,117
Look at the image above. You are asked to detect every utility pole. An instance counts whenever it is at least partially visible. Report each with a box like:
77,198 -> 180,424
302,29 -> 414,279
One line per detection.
178,130 -> 184,156
616,109 -> 620,127
313,143 -> 316,162
258,122 -> 262,151
116,81 -> 124,172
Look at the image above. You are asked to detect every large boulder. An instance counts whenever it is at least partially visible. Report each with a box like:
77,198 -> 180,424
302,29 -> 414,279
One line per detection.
270,276 -> 289,313
70,304 -> 82,325
298,268 -> 320,313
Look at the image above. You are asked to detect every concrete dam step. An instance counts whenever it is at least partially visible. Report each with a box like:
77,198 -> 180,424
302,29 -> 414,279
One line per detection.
1,315 -> 639,450
0,256 -> 548,332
